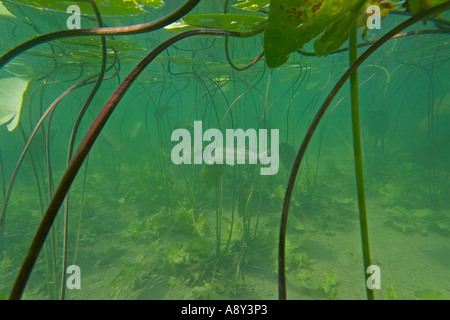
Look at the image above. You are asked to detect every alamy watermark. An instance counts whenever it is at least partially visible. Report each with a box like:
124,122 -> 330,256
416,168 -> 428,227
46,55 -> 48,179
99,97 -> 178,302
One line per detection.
367,5 -> 382,30
171,121 -> 279,176
66,265 -> 81,290
67,5 -> 81,30
367,265 -> 381,290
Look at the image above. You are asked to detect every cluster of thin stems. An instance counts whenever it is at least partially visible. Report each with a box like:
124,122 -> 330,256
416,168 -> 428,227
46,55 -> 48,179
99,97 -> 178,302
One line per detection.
0,0 -> 448,300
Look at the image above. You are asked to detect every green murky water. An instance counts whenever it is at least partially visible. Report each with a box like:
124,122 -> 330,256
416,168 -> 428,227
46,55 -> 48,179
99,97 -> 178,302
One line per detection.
0,1 -> 449,300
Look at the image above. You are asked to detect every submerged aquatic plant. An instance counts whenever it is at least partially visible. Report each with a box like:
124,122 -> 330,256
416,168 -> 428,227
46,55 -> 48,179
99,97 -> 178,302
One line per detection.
0,0 -> 448,300
277,1 -> 450,300
415,289 -> 450,300
0,77 -> 34,131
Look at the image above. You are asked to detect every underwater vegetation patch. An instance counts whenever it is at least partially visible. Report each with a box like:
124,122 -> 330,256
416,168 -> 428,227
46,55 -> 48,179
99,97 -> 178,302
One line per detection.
0,0 -> 449,301
415,289 -> 450,300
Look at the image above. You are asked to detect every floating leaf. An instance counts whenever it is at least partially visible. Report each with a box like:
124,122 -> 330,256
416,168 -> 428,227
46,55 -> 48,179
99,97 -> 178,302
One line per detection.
8,38 -> 147,65
0,77 -> 34,131
56,38 -> 146,52
182,13 -> 267,33
360,1 -> 394,37
163,21 -> 195,32
64,48 -> 143,65
233,0 -> 270,12
406,0 -> 448,14
3,0 -> 164,16
0,2 -> 15,18
405,0 -> 448,21
264,0 -> 393,68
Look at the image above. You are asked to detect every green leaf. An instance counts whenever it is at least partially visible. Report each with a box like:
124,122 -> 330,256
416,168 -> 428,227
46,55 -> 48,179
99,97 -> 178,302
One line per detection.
408,0 -> 421,13
233,0 -> 270,12
0,2 -> 15,18
316,1 -> 394,55
163,21 -> 196,33
405,0 -> 448,21
360,1 -> 394,37
4,0 -> 164,16
406,0 -> 448,14
29,38 -> 145,64
182,13 -> 267,33
0,77 -> 34,131
56,38 -> 146,52
264,0 -> 377,68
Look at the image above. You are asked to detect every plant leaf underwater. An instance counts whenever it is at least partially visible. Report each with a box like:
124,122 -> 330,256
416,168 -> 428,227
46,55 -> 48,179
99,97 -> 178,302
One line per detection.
165,13 -> 267,33
3,0 -> 164,16
0,77 -> 33,131
233,0 -> 270,12
0,2 -> 15,18
264,0 -> 394,67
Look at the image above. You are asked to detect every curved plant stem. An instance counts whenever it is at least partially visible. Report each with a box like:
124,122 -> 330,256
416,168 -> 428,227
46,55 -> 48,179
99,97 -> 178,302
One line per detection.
297,29 -> 449,57
0,147 -> 4,200
60,0 -> 108,300
225,38 -> 265,71
390,9 -> 450,27
0,0 -> 201,69
0,64 -> 118,252
278,2 -> 450,300
222,166 -> 237,257
16,125 -> 53,297
72,154 -> 90,268
219,69 -> 266,128
215,174 -> 223,257
222,0 -> 265,71
349,21 -> 373,301
8,21 -> 264,299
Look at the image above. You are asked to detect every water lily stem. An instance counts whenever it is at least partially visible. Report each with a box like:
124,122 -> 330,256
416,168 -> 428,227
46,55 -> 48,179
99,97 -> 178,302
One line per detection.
8,23 -> 263,300
349,21 -> 374,301
278,2 -> 450,300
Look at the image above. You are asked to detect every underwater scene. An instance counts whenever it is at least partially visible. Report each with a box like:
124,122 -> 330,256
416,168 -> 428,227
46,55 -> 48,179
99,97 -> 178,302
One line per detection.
0,0 -> 449,300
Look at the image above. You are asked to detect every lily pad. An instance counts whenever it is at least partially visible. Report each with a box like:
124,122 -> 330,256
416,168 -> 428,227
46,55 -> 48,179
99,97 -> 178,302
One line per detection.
406,0 -> 448,15
64,48 -> 142,65
182,13 -> 267,33
56,38 -> 146,52
0,77 -> 34,131
163,21 -> 196,32
233,0 -> 270,12
3,0 -> 164,16
0,2 -> 15,18
9,38 -> 147,65
264,0 -> 393,68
